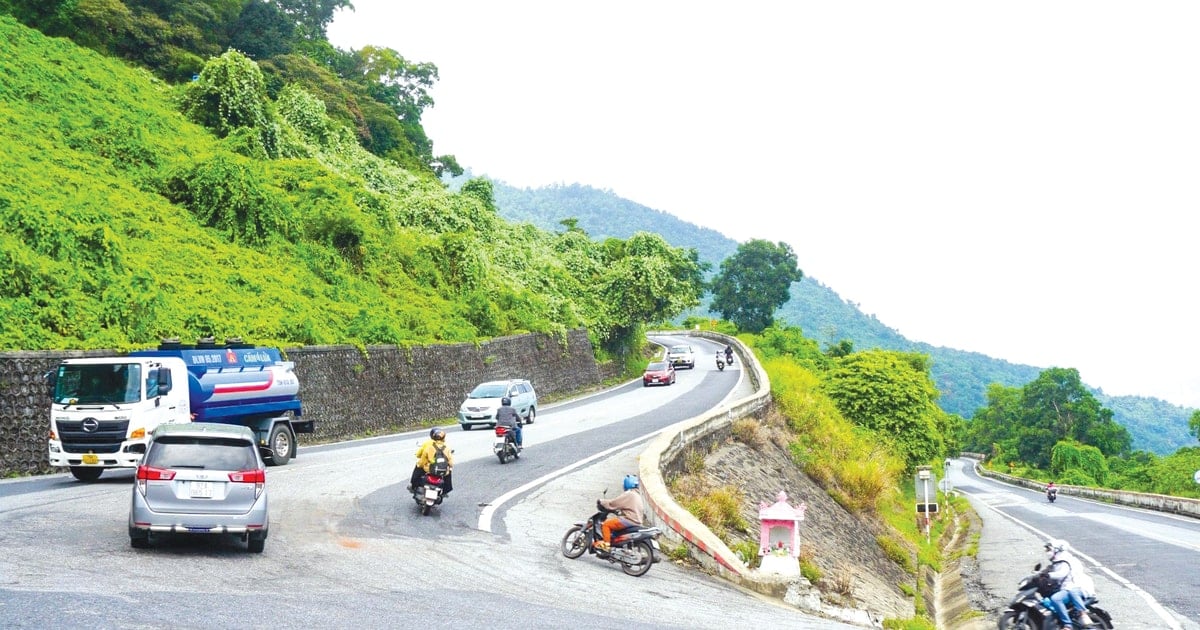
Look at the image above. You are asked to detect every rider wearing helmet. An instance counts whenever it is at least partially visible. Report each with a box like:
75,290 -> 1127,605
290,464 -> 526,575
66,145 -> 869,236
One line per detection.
410,427 -> 455,495
1044,539 -> 1096,628
494,396 -> 523,447
595,474 -> 645,552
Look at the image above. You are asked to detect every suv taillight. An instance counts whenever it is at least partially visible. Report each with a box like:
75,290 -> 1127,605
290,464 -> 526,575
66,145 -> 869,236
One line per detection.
135,465 -> 175,495
229,469 -> 266,498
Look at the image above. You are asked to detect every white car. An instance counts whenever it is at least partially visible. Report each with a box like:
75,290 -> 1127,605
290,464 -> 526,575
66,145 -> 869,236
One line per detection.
666,345 -> 696,369
457,379 -> 537,431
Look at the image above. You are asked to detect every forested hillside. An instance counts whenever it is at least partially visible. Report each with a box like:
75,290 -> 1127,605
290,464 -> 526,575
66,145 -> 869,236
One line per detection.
473,179 -> 1196,454
0,15 -> 703,361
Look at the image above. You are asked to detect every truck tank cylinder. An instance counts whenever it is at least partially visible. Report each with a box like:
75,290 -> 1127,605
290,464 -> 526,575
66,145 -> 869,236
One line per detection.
189,364 -> 300,409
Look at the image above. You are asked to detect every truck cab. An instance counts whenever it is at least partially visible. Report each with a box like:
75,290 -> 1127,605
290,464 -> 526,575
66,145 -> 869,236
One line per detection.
48,356 -> 190,480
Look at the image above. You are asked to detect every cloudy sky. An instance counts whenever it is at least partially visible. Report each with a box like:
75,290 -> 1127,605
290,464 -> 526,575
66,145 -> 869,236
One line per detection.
327,2 -> 1200,409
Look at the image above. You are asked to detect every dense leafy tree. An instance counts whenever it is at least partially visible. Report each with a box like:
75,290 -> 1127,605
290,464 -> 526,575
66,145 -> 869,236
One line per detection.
709,239 -> 803,333
271,0 -> 350,42
1050,440 -> 1107,484
1190,410 -> 1200,442
749,325 -> 831,374
228,0 -> 295,59
823,350 -> 946,470
964,383 -> 1022,458
965,368 -> 1130,470
594,232 -> 705,355
181,49 -> 279,157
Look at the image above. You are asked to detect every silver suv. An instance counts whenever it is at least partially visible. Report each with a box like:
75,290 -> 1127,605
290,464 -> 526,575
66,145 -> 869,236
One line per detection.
458,379 -> 537,431
129,423 -> 269,553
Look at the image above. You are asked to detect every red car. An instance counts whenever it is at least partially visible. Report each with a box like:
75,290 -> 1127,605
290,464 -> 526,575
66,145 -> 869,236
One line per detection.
642,361 -> 676,387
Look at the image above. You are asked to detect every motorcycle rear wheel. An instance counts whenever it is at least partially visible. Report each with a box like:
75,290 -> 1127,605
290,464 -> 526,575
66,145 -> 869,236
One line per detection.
997,610 -> 1038,630
497,450 -> 508,464
620,541 -> 654,577
561,526 -> 587,559
1086,607 -> 1114,630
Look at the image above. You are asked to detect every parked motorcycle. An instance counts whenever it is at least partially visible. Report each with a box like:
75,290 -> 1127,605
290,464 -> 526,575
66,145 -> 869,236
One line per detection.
716,354 -> 725,371
561,501 -> 662,577
412,470 -> 448,516
493,424 -> 522,464
1047,487 -> 1058,503
997,564 -> 1113,630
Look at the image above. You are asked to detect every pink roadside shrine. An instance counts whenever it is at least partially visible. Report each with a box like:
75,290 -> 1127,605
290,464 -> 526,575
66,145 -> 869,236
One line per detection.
759,490 -> 807,559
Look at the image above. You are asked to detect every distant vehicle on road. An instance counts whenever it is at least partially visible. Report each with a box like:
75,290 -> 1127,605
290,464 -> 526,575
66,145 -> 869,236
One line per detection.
666,345 -> 696,370
642,361 -> 676,387
458,379 -> 537,430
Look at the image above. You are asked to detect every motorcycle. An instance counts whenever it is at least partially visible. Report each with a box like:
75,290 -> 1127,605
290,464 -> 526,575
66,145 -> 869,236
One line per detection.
412,470 -> 449,516
716,354 -> 725,371
1047,487 -> 1058,503
561,501 -> 662,577
997,564 -> 1113,630
493,424 -> 522,464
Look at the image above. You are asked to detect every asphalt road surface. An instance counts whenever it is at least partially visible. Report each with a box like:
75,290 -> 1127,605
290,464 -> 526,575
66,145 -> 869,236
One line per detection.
0,335 -> 859,629
948,458 -> 1200,630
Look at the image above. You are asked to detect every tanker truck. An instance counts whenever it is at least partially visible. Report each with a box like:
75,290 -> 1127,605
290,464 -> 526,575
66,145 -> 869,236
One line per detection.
46,337 -> 312,481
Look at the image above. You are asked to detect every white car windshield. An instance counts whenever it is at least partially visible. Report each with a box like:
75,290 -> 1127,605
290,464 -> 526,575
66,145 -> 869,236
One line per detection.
469,384 -> 508,398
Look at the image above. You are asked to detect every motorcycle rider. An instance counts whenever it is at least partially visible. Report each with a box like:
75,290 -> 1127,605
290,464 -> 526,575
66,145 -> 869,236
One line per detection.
723,344 -> 734,365
595,474 -> 645,552
410,427 -> 454,495
1044,539 -> 1096,628
495,396 -> 523,448
1047,481 -> 1058,501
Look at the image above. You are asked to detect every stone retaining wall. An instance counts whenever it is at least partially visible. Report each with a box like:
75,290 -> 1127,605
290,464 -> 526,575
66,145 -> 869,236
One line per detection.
0,329 -> 602,477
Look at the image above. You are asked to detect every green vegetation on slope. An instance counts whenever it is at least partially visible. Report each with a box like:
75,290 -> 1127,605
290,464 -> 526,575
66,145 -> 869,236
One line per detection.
477,177 -> 1196,455
0,17 -> 703,355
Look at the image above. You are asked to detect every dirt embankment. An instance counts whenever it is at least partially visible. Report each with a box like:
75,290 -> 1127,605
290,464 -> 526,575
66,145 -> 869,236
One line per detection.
698,430 -> 917,621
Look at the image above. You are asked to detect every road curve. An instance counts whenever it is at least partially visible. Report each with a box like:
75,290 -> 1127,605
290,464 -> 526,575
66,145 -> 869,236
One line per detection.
948,458 -> 1200,630
0,334 -> 858,629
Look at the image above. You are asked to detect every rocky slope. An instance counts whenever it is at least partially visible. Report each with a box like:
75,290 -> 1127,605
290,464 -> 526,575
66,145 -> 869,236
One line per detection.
696,417 -> 917,621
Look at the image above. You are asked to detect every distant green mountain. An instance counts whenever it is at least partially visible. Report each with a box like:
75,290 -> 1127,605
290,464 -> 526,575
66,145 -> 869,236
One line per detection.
460,176 -> 1195,455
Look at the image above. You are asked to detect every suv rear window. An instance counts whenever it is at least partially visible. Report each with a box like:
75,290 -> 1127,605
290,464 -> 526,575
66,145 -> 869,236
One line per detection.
145,437 -> 257,471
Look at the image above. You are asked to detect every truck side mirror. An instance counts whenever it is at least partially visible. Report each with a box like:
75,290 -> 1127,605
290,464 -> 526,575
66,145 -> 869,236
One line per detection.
44,370 -> 57,398
156,366 -> 173,396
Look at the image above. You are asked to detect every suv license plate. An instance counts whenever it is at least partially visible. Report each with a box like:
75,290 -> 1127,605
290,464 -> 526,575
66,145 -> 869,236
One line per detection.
190,481 -> 213,498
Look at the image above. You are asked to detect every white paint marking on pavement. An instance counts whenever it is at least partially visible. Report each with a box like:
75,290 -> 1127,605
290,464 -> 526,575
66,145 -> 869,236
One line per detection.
477,429 -> 663,533
970,488 -> 1183,630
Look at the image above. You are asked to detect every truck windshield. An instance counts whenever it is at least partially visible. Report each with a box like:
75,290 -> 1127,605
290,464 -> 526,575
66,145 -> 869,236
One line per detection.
55,363 -> 142,405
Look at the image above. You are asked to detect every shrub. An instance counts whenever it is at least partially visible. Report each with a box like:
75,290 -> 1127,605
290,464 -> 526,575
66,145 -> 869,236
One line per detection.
877,535 -> 915,574
731,417 -> 766,449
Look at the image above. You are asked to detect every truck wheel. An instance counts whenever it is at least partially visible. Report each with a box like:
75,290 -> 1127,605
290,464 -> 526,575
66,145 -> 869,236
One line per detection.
70,466 -> 103,482
265,424 -> 293,466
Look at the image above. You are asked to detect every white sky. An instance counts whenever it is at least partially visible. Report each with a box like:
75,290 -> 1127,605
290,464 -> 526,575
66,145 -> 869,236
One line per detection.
327,2 -> 1200,409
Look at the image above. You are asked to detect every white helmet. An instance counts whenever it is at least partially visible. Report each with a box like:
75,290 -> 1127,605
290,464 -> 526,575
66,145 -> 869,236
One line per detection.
1044,538 -> 1069,559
